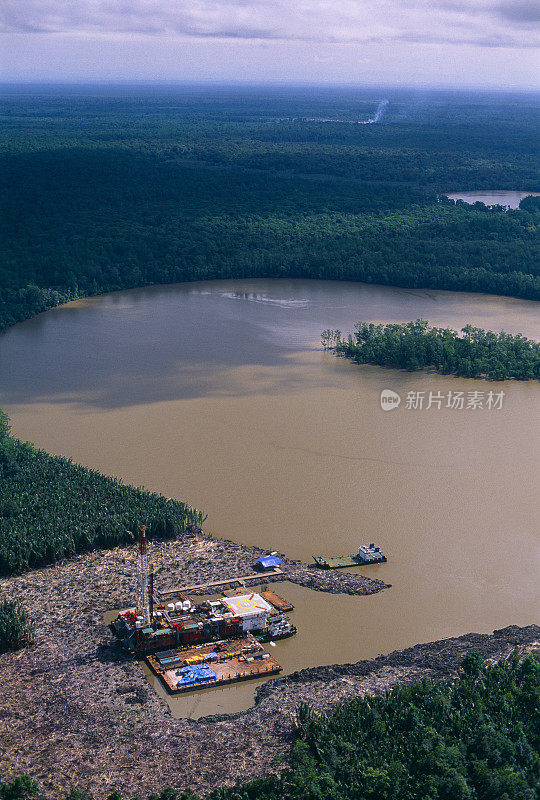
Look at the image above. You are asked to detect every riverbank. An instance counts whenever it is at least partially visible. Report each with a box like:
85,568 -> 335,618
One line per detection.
0,528 -> 387,786
0,535 -> 536,800
0,528 -> 537,797
156,529 -> 389,596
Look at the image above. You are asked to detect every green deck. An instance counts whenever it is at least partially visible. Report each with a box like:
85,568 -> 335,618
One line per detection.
313,552 -> 386,569
313,555 -> 365,569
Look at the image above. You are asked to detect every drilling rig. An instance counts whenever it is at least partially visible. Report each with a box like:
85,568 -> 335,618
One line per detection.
110,524 -> 297,656
137,524 -> 151,625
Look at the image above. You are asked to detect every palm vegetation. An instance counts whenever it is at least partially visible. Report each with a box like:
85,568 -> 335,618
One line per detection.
0,411 -> 203,575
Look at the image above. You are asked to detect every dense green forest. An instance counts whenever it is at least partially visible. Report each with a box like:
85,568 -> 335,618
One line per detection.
1,88 -> 538,800
1,87 -> 539,331
323,319 -> 540,379
0,410 -> 203,575
4,652 -> 538,800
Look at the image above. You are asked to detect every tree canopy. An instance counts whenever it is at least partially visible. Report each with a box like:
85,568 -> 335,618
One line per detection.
324,319 -> 540,380
0,411 -> 204,575
1,89 -> 539,332
2,652 -> 538,800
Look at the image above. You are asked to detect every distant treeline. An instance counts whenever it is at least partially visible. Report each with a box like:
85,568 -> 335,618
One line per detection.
322,319 -> 540,380
4,651 -> 539,800
0,410 -> 204,575
0,91 -> 539,332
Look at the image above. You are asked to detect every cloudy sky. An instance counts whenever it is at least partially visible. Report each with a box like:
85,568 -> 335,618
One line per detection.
1,0 -> 539,87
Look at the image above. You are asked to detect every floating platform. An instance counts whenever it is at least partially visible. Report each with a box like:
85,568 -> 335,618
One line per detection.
260,589 -> 295,612
314,545 -> 387,569
146,635 -> 281,694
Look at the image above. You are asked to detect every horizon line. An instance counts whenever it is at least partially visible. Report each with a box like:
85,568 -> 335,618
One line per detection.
1,79 -> 539,94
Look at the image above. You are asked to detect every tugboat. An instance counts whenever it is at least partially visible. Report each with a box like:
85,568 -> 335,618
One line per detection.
256,613 -> 297,642
313,543 -> 387,569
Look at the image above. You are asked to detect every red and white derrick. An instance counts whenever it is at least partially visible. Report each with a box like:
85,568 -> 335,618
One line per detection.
137,525 -> 151,625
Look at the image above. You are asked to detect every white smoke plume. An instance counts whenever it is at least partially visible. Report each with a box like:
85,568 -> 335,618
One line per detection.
361,99 -> 389,124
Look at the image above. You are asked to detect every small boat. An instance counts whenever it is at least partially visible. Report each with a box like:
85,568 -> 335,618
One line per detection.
313,544 -> 387,569
257,625 -> 297,642
255,613 -> 297,642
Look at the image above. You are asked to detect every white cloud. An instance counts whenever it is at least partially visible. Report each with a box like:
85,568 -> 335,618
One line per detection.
1,0 -> 539,48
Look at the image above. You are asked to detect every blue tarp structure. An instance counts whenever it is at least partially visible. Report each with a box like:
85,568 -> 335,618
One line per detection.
175,665 -> 217,686
254,555 -> 282,570
204,652 -> 218,661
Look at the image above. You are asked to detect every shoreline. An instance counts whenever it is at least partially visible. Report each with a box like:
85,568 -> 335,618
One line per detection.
0,527 -> 537,798
3,275 -> 539,340
163,528 -> 390,597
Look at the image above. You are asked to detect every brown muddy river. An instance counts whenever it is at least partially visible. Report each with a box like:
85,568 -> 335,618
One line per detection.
1,279 -> 539,717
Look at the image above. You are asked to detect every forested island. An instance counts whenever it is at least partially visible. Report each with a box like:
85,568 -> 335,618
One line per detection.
322,320 -> 540,380
1,88 -> 539,333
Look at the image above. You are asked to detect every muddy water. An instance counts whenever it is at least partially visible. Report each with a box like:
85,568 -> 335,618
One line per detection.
2,279 -> 539,717
446,190 -> 540,208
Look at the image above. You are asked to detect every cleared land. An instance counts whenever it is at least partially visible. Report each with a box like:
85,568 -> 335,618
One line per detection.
0,526 -> 536,798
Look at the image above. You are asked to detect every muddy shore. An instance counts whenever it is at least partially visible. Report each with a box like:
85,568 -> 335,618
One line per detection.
0,530 -> 537,798
154,527 -> 390,597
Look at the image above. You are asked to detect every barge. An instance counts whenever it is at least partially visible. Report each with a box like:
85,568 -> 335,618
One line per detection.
260,589 -> 295,612
146,635 -> 281,693
314,544 -> 387,569
111,590 -> 297,654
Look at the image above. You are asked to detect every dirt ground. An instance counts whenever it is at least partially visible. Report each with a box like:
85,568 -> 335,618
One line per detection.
0,531 -> 537,798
